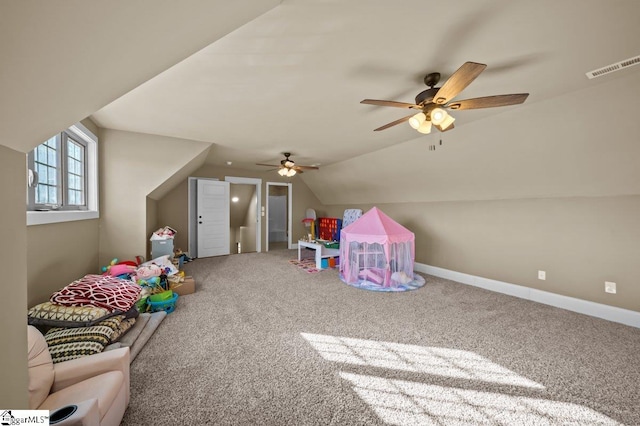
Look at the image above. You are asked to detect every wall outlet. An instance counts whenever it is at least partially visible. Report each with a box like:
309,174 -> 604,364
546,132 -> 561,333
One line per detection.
605,281 -> 617,294
538,270 -> 546,280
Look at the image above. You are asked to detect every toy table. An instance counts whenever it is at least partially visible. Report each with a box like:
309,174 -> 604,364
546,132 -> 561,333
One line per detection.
298,240 -> 340,269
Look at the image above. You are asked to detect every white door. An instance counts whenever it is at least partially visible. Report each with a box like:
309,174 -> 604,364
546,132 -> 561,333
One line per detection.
197,179 -> 230,258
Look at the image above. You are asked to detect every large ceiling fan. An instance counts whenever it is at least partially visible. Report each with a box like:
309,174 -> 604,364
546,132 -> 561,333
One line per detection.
256,153 -> 318,177
361,62 -> 529,134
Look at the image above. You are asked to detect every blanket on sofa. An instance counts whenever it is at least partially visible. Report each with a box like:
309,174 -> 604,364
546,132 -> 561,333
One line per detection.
50,274 -> 141,312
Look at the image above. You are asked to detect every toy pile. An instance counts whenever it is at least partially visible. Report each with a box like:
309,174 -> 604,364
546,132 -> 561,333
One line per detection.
101,255 -> 185,313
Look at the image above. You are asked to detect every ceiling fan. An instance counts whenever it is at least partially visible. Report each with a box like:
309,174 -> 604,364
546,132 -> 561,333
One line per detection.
361,61 -> 529,134
256,153 -> 318,177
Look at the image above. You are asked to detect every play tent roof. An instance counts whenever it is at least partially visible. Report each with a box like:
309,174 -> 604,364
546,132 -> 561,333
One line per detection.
340,207 -> 414,245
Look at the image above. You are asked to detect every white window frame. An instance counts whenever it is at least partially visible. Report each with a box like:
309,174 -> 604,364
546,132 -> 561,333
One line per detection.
27,122 -> 99,226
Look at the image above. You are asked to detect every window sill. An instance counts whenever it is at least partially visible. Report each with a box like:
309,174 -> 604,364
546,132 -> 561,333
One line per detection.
27,210 -> 99,226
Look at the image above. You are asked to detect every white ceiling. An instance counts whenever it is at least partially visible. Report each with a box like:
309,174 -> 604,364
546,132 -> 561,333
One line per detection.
91,0 -> 640,171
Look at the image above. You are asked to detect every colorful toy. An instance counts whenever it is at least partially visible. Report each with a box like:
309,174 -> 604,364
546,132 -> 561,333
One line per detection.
135,264 -> 162,281
107,264 -> 136,278
102,257 -> 144,275
174,248 -> 193,263
137,276 -> 160,287
101,258 -> 118,274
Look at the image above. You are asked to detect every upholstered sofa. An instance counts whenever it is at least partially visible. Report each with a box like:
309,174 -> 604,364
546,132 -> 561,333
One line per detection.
27,325 -> 130,425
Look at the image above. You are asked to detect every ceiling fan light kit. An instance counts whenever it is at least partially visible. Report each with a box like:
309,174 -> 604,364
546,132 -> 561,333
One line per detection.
430,108 -> 446,125
408,112 -> 427,129
417,120 -> 432,134
257,152 -> 318,176
361,61 -> 529,137
278,167 -> 297,177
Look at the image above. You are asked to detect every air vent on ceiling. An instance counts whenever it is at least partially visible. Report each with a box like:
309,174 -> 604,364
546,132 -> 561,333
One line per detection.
586,55 -> 640,79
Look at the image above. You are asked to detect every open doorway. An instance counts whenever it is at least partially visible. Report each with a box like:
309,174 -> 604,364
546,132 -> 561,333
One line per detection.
226,176 -> 261,254
188,176 -> 262,257
266,182 -> 292,251
229,183 -> 257,254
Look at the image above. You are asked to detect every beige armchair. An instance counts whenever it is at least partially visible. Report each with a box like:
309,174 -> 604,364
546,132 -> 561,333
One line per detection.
27,325 -> 130,426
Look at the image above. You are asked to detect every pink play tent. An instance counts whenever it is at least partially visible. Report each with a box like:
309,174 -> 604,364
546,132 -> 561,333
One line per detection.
339,207 -> 422,291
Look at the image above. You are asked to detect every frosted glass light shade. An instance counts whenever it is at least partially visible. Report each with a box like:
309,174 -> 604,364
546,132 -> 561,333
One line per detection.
286,168 -> 297,177
409,112 -> 426,129
440,114 -> 455,130
430,108 -> 447,125
278,168 -> 288,176
417,120 -> 432,134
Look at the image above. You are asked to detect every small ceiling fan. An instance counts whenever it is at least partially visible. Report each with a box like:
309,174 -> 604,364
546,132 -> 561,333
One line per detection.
256,153 -> 318,177
361,61 -> 529,134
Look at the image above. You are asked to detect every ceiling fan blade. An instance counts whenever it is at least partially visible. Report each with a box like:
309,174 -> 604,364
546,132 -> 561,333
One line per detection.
295,165 -> 319,170
373,114 -> 414,131
361,99 -> 422,109
434,122 -> 455,132
432,62 -> 487,105
446,93 -> 529,110
256,163 -> 280,167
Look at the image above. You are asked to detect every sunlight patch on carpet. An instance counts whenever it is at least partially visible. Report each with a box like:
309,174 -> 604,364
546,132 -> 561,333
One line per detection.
340,372 -> 621,426
301,333 -> 543,389
301,332 -> 621,425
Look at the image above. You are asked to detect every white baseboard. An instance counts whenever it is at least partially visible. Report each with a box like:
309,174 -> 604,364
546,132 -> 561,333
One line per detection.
291,243 -> 298,250
414,263 -> 640,329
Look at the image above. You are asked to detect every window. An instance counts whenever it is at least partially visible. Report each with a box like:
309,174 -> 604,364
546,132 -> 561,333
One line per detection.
27,122 -> 98,225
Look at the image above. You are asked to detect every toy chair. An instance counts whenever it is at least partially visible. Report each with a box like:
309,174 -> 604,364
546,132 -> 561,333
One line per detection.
27,325 -> 130,425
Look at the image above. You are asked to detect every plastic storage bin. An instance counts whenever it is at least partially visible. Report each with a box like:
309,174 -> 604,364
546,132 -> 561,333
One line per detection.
151,239 -> 174,259
147,291 -> 179,314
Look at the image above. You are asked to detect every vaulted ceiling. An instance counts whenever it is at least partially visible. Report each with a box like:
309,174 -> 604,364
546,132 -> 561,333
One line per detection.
90,0 -> 640,173
3,1 -> 640,205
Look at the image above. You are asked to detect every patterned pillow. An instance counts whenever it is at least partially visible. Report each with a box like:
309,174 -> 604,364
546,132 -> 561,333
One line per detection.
45,323 -> 116,363
110,318 -> 136,343
28,302 -> 120,328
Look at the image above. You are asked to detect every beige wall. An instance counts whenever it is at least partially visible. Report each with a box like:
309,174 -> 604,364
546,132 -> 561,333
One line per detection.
26,118 -> 101,307
157,165 -> 327,254
99,129 -> 210,266
0,145 -> 29,407
146,197 -> 159,260
27,220 -> 100,307
325,195 -> 640,312
157,180 -> 190,253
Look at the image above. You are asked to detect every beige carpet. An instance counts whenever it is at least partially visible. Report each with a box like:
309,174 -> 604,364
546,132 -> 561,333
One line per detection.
122,250 -> 640,425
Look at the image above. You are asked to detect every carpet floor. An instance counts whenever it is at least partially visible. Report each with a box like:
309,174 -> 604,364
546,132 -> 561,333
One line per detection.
122,250 -> 640,425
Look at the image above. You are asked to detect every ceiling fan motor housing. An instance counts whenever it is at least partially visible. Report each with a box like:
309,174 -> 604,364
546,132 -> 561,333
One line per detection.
415,87 -> 439,106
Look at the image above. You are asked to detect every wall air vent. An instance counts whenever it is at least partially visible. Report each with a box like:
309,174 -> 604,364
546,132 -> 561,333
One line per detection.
586,55 -> 640,79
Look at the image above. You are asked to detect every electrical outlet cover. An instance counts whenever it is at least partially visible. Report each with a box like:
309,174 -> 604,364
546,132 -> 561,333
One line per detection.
538,270 -> 546,280
605,281 -> 617,294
